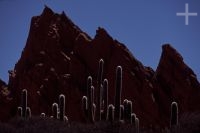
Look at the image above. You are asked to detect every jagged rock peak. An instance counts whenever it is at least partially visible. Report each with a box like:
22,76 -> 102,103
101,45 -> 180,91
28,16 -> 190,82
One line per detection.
41,5 -> 54,17
162,44 -> 183,61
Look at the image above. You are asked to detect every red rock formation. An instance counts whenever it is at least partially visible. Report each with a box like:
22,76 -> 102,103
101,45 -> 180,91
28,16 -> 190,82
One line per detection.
0,6 -> 199,128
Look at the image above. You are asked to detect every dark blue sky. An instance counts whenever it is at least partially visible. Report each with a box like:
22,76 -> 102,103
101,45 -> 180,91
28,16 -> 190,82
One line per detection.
0,0 -> 200,83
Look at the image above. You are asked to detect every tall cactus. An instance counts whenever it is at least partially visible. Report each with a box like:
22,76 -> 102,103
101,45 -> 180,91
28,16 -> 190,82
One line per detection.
170,102 -> 178,127
21,89 -> 27,118
120,105 -> 124,120
127,100 -> 132,123
170,101 -> 178,133
135,117 -> 140,133
123,99 -> 129,122
97,59 -> 104,121
59,94 -> 65,121
82,96 -> 88,118
114,66 -> 122,121
107,104 -> 114,122
102,79 -> 108,120
52,103 -> 58,119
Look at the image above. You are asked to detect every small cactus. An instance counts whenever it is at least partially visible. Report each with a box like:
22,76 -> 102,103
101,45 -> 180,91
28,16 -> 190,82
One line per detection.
170,101 -> 178,133
135,117 -> 139,133
52,103 -> 58,119
114,66 -> 122,121
127,100 -> 132,123
21,89 -> 27,118
82,96 -> 88,118
170,102 -> 178,127
26,107 -> 31,118
97,59 -> 104,121
59,94 -> 65,121
123,99 -> 129,122
17,107 -> 22,117
40,113 -> 46,117
120,105 -> 124,120
86,76 -> 92,98
107,104 -> 114,123
131,113 -> 136,125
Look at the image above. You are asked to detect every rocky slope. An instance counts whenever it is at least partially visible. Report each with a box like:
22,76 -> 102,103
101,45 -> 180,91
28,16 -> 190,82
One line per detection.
0,7 -> 200,128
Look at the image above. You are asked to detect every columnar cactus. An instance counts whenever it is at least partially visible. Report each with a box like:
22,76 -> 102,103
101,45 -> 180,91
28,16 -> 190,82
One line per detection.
17,107 -> 22,117
102,79 -> 108,120
59,94 -> 66,121
123,99 -> 129,122
87,76 -> 92,98
114,66 -> 122,121
127,100 -> 133,123
135,117 -> 140,133
40,113 -> 46,117
131,113 -> 136,125
107,104 -> 114,122
21,89 -> 27,118
26,107 -> 31,118
120,105 -> 124,120
82,96 -> 88,118
170,101 -> 178,133
52,103 -> 58,119
97,59 -> 104,121
170,102 -> 178,127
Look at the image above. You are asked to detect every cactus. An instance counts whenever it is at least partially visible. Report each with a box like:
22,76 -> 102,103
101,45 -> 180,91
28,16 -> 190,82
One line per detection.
86,76 -> 92,99
59,94 -> 65,121
170,102 -> 178,127
97,59 -> 104,121
114,66 -> 122,121
82,77 -> 96,123
131,113 -> 136,125
127,100 -> 132,123
123,99 -> 129,122
26,107 -> 31,118
170,102 -> 178,133
52,103 -> 58,119
40,113 -> 46,117
82,96 -> 88,117
102,79 -> 108,120
17,107 -> 22,117
135,117 -> 139,133
107,104 -> 114,122
21,89 -> 27,118
120,105 -> 124,120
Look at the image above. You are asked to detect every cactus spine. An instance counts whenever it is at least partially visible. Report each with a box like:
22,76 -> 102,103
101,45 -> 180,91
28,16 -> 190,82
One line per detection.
107,104 -> 114,123
21,89 -> 27,118
97,59 -> 104,121
52,103 -> 58,119
114,66 -> 122,121
59,94 -> 66,121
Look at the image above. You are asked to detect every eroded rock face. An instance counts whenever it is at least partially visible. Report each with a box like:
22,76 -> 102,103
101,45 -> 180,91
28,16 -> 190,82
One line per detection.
0,7 -> 199,127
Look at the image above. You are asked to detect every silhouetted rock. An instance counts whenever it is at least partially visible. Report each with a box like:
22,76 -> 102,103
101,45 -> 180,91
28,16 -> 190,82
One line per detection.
0,7 -> 199,128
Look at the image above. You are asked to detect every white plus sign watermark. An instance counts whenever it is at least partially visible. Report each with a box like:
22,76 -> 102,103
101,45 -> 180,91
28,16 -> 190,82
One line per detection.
176,3 -> 198,25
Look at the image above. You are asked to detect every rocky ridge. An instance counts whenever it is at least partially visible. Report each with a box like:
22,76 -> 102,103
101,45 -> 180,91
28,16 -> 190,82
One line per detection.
0,7 -> 199,128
